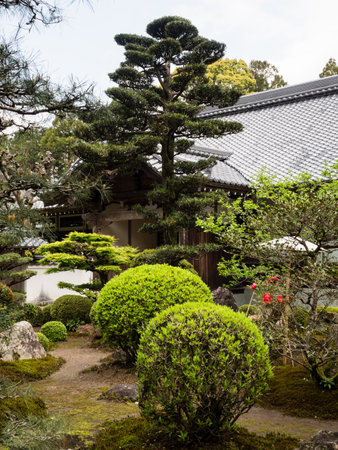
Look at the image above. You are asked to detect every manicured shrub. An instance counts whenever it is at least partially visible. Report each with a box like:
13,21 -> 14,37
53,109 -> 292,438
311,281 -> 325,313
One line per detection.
40,321 -> 67,342
0,283 -> 14,307
22,303 -> 44,327
36,332 -> 49,352
238,304 -> 260,315
50,295 -> 92,327
89,301 -> 99,327
41,304 -> 52,324
137,302 -> 272,442
96,264 -> 213,360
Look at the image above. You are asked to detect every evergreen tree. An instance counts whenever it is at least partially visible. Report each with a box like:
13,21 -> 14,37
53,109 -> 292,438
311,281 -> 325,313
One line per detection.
249,60 -> 287,91
319,58 -> 338,78
76,16 -> 243,245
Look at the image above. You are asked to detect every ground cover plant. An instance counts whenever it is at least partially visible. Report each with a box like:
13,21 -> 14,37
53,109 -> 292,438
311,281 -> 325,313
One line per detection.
96,264 -> 213,361
91,416 -> 299,449
137,302 -> 272,443
258,366 -> 338,419
0,356 -> 64,381
0,376 -> 66,449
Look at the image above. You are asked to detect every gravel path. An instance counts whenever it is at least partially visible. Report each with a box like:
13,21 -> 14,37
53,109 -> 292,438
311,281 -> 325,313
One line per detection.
33,335 -> 338,443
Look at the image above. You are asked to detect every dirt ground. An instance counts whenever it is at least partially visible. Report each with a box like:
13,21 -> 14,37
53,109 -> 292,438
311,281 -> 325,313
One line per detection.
32,335 -> 338,444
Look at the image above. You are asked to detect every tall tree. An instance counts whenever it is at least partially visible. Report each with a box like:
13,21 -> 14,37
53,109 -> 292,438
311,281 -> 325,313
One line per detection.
205,58 -> 256,94
249,60 -> 287,92
319,58 -> 338,78
75,16 -> 243,245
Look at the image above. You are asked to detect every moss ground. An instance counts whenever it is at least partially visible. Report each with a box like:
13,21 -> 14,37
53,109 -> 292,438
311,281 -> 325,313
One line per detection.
31,335 -> 139,441
91,417 -> 300,450
258,366 -> 338,419
0,355 -> 64,381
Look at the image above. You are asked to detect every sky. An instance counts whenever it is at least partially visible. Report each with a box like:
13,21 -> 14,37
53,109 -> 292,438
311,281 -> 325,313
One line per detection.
1,0 -> 338,100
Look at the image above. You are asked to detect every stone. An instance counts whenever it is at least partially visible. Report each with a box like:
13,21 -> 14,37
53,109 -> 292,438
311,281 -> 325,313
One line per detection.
212,287 -> 238,311
75,324 -> 95,336
298,430 -> 338,450
0,321 -> 46,361
106,384 -> 138,402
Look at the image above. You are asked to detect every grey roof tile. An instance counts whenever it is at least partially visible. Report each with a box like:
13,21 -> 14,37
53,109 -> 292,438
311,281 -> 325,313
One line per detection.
195,76 -> 338,183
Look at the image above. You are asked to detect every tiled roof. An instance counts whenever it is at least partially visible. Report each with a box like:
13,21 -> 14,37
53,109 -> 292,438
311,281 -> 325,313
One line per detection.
147,152 -> 249,187
194,75 -> 338,184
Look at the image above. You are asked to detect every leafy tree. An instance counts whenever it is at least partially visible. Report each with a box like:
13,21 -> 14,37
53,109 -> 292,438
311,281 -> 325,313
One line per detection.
319,58 -> 338,78
205,58 -> 256,94
249,60 -> 287,91
37,232 -> 138,299
74,16 -> 243,246
197,164 -> 338,388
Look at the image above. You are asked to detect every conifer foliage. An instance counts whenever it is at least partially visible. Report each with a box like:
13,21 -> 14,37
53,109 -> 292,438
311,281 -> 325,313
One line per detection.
77,16 -> 243,244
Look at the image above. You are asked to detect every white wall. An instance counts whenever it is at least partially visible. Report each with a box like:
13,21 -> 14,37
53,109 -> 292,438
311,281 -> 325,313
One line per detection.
25,264 -> 92,305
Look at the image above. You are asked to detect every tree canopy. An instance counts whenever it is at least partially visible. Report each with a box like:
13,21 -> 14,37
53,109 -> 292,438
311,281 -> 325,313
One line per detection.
249,60 -> 287,91
74,16 -> 243,246
319,58 -> 338,78
197,164 -> 338,388
206,58 -> 256,94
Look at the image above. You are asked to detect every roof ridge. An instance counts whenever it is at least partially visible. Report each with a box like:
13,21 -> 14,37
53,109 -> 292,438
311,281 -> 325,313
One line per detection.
199,77 -> 338,118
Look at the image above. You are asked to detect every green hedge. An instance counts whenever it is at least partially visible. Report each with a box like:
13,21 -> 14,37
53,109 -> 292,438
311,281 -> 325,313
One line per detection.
51,295 -> 92,328
137,302 -> 272,441
40,321 -> 67,342
36,332 -> 49,352
96,264 -> 213,360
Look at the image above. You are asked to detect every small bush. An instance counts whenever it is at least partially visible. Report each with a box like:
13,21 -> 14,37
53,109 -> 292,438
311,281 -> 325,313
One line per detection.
40,321 -> 67,342
289,306 -> 309,328
36,332 -> 49,352
41,304 -> 52,324
50,295 -> 92,327
137,302 -> 272,441
22,303 -> 44,327
0,283 -> 14,307
96,264 -> 213,360
89,301 -> 99,327
238,304 -> 260,315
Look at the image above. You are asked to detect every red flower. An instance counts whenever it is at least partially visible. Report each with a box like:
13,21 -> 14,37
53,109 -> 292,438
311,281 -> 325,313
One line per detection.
250,282 -> 258,290
263,294 -> 272,304
277,295 -> 284,303
267,276 -> 279,283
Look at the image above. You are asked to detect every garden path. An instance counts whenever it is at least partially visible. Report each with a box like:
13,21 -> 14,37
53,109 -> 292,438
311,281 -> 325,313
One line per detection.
32,335 -> 338,443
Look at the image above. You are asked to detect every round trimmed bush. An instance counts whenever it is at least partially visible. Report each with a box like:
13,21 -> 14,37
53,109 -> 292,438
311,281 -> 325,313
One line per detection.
36,332 -> 49,352
41,304 -> 52,324
50,295 -> 92,326
96,264 -> 213,360
137,302 -> 272,441
89,301 -> 99,327
238,304 -> 260,315
40,321 -> 67,342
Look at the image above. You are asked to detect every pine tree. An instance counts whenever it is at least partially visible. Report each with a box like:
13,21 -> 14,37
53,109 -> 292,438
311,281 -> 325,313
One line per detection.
76,16 -> 243,245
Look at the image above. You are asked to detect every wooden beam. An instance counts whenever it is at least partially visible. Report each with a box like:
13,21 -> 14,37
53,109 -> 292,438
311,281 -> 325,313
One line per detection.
83,209 -> 144,226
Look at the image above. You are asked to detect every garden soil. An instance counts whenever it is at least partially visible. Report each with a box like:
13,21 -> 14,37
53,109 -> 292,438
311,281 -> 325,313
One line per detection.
32,335 -> 338,444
